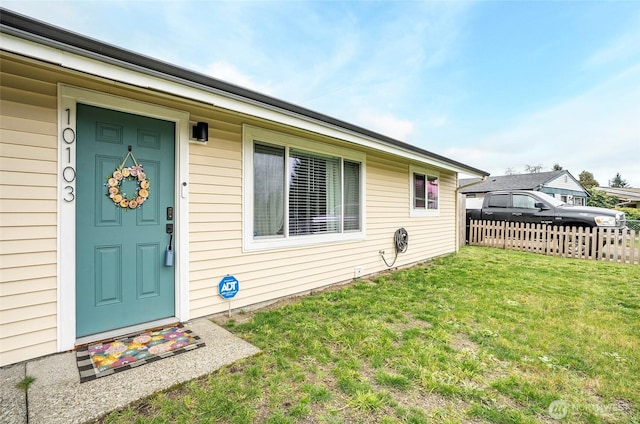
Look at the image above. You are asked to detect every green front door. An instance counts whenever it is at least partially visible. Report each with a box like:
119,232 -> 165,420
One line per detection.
76,104 -> 176,337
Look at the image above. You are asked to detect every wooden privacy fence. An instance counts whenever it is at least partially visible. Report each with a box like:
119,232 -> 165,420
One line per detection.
468,220 -> 639,265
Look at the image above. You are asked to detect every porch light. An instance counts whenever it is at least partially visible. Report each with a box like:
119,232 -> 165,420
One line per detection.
191,122 -> 208,142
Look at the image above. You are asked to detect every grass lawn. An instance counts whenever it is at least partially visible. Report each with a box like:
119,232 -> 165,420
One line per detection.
102,247 -> 640,423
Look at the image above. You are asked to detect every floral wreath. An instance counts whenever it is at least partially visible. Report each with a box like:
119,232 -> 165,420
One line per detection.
105,149 -> 150,209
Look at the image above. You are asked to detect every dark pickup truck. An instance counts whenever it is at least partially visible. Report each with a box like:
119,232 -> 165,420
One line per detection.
467,190 -> 626,231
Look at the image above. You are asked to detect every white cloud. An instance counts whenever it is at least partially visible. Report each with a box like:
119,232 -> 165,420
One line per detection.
424,115 -> 450,129
445,62 -> 640,186
586,32 -> 640,68
356,112 -> 415,141
584,12 -> 640,68
202,61 -> 273,95
272,2 -> 472,146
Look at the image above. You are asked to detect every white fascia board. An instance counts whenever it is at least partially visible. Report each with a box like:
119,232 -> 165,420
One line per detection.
1,33 -> 480,176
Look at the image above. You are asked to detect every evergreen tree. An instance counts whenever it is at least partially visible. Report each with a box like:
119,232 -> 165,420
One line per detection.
610,173 -> 629,188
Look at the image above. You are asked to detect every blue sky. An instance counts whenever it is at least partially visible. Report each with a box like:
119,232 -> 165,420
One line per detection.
4,0 -> 640,186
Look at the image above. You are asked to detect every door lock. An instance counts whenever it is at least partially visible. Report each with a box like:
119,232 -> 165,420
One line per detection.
166,207 -> 173,220
166,223 -> 174,234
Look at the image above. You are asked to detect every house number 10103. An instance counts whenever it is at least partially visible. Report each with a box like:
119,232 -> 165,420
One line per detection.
62,108 -> 76,203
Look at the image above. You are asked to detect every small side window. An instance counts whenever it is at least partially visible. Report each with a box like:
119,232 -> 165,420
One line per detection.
410,165 -> 439,216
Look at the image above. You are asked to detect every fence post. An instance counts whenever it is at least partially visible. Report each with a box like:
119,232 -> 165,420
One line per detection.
469,220 -> 475,245
618,229 -> 626,264
458,193 -> 466,250
473,220 -> 477,245
570,226 -> 576,258
484,220 -> 490,247
630,229 -> 637,265
536,224 -> 543,253
568,226 -> 575,258
609,227 -> 616,262
598,228 -> 605,261
471,220 -> 476,245
530,223 -> 536,252
577,227 -> 583,259
518,222 -> 523,251
605,227 -> 610,261
480,220 -> 486,246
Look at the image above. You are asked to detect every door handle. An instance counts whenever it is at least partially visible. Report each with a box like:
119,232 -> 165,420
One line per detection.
166,223 -> 174,234
512,212 -> 522,216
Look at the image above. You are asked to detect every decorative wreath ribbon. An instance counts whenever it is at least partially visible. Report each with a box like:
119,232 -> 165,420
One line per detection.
105,148 -> 150,209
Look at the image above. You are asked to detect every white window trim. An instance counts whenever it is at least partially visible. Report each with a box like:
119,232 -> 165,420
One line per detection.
242,125 -> 366,252
409,165 -> 440,217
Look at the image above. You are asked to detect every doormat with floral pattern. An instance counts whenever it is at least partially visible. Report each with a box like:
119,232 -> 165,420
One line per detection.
76,325 -> 205,383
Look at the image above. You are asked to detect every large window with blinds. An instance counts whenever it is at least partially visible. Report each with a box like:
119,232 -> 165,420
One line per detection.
244,125 -> 365,251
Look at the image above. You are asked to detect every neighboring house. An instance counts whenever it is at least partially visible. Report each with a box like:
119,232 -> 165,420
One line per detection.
595,187 -> 640,208
460,170 -> 589,206
0,10 -> 487,367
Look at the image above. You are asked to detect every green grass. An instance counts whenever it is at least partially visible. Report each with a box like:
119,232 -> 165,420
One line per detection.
101,247 -> 640,423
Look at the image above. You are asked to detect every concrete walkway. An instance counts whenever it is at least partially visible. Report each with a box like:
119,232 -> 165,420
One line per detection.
0,318 -> 260,424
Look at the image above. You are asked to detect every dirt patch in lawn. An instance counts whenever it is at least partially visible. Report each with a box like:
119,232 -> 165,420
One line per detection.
450,332 -> 480,354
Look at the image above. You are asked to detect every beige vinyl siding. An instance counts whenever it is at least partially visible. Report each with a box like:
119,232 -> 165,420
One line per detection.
1,56 -> 58,366
367,154 -> 457,261
0,52 -> 462,366
188,110 -> 243,316
187,127 -> 459,319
